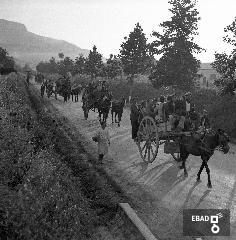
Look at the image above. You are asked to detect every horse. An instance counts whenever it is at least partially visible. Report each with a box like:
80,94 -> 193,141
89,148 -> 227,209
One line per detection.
46,82 -> 57,99
111,98 -> 126,127
56,78 -> 71,102
71,84 -> 82,102
97,96 -> 112,124
178,129 -> 230,188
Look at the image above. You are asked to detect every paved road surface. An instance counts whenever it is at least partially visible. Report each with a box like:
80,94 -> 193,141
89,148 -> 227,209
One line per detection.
36,82 -> 236,240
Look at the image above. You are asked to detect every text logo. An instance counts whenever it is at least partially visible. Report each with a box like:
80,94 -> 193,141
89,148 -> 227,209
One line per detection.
183,209 -> 230,236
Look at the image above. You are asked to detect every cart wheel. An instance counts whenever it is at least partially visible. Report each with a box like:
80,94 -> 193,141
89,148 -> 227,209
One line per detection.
137,116 -> 159,163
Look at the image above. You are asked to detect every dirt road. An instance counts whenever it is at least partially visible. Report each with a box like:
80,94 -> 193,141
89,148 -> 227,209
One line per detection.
36,82 -> 236,240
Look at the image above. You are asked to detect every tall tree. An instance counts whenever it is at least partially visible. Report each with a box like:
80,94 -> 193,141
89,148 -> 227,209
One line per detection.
58,56 -> 74,76
58,52 -> 64,59
74,54 -> 86,75
212,18 -> 236,95
85,45 -> 103,79
119,23 -> 150,75
149,0 -> 203,90
106,54 -> 123,79
119,22 -> 150,98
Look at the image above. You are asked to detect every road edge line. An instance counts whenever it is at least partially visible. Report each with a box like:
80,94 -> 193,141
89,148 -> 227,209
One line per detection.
118,203 -> 159,240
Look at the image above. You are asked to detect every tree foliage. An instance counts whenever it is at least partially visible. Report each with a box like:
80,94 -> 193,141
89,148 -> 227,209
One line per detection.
106,54 -> 123,79
119,23 -> 150,76
36,46 -> 104,78
149,0 -> 203,90
74,55 -> 86,75
0,47 -> 15,69
85,45 -> 103,78
212,18 -> 236,95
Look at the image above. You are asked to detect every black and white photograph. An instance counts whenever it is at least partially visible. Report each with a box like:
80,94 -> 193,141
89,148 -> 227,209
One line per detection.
0,0 -> 236,239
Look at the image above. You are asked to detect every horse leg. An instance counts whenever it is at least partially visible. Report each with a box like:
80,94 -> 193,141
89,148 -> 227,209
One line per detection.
180,157 -> 188,177
118,113 -> 121,127
196,162 -> 204,183
204,160 -> 212,188
179,150 -> 189,177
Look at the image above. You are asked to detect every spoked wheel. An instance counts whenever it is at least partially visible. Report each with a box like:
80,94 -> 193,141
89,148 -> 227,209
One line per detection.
137,116 -> 159,163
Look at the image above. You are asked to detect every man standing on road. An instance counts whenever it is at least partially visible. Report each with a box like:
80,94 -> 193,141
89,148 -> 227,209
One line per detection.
93,121 -> 110,163
130,97 -> 140,142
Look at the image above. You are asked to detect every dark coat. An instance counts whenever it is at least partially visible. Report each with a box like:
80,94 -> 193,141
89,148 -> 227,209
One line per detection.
163,101 -> 175,116
130,103 -> 139,121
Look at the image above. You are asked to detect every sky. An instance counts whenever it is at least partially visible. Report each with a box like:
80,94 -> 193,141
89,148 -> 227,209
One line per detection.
0,0 -> 236,62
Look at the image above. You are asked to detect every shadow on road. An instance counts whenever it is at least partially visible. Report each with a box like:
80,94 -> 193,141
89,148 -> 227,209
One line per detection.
194,189 -> 211,208
226,175 -> 236,210
181,181 -> 212,209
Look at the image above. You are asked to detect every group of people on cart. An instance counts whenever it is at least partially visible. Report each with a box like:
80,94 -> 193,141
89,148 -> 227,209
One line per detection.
130,92 -> 210,142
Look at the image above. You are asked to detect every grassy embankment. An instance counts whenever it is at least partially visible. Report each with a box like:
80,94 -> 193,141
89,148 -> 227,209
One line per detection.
0,73 -> 141,240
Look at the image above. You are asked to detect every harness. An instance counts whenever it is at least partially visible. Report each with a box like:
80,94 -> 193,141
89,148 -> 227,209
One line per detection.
195,129 -> 223,154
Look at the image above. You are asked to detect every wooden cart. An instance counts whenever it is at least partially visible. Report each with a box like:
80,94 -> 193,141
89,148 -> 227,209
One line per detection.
136,115 -> 191,163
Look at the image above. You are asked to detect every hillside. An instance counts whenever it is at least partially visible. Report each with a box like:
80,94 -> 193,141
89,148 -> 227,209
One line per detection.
0,19 -> 89,68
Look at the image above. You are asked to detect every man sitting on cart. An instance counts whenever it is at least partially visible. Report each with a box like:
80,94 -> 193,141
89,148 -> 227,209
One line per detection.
154,96 -> 165,122
163,94 -> 175,128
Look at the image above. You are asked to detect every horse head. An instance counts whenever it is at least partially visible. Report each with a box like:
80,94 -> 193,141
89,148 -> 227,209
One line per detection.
217,129 -> 230,154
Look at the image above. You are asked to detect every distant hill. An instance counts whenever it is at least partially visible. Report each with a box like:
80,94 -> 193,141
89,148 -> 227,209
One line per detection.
0,19 -> 90,69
